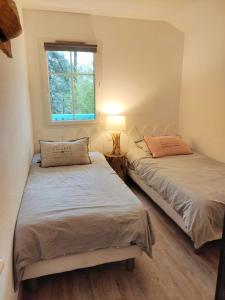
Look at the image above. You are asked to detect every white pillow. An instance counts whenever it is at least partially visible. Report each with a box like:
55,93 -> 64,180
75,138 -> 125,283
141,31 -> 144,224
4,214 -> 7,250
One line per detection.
40,137 -> 91,168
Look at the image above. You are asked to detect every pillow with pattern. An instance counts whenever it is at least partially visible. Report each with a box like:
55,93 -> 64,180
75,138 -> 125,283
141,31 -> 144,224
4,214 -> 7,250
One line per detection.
40,137 -> 91,167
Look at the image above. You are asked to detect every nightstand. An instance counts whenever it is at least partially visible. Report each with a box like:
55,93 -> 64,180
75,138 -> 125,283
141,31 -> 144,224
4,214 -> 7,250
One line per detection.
104,153 -> 127,181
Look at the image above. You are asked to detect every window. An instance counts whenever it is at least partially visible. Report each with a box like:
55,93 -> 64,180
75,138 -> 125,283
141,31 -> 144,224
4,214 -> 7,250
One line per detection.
44,42 -> 97,122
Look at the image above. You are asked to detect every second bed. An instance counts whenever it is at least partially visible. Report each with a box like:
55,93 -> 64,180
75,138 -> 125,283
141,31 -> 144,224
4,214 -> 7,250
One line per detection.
127,146 -> 225,249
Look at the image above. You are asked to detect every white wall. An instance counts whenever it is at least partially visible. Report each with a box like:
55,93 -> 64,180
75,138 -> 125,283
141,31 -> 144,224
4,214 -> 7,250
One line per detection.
23,10 -> 184,152
21,1 -> 225,163
178,1 -> 225,162
0,1 -> 33,299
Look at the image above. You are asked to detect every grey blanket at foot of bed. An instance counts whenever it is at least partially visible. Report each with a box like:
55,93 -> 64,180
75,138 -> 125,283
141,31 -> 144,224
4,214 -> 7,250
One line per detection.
13,152 -> 155,290
127,148 -> 225,249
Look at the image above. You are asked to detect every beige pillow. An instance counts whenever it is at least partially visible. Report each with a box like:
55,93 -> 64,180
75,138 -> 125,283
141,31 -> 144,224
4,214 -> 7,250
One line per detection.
40,138 -> 91,167
144,135 -> 192,158
135,139 -> 151,154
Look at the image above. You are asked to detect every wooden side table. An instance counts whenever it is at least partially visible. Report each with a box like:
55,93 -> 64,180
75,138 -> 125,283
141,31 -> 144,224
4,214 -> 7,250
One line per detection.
104,153 -> 127,181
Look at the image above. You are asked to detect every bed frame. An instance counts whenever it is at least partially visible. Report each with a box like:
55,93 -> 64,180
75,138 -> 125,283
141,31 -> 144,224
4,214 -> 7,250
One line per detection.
128,168 -> 223,253
22,245 -> 142,286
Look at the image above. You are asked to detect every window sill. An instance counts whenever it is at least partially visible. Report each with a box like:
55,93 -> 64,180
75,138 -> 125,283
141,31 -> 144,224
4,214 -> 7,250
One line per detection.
47,119 -> 98,126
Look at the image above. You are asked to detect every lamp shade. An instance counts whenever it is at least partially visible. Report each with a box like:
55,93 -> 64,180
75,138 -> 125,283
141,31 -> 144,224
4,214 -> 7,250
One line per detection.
106,115 -> 126,131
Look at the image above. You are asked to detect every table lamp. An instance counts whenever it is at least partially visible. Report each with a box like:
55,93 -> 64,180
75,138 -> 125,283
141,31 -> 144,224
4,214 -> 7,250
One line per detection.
106,115 -> 126,156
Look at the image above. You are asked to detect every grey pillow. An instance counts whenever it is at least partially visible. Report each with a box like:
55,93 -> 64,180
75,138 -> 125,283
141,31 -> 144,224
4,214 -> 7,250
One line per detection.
32,153 -> 41,164
40,137 -> 91,168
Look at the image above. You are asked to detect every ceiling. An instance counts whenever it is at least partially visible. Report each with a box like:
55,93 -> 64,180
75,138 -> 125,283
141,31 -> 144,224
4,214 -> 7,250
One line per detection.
21,0 -> 192,22
21,0 -> 222,34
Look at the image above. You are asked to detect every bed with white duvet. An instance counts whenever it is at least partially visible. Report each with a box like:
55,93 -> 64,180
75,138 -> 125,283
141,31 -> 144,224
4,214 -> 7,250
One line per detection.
127,147 -> 225,249
13,152 -> 155,289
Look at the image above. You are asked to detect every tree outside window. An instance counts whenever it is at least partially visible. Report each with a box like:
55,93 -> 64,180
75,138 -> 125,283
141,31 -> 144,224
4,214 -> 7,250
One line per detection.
46,50 -> 96,122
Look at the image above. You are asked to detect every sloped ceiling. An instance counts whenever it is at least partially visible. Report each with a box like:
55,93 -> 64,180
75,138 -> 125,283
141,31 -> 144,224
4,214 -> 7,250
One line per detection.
21,0 -> 192,26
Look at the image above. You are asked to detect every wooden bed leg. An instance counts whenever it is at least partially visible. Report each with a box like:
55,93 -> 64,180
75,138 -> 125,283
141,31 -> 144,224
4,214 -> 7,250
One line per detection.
126,258 -> 135,271
25,278 -> 38,292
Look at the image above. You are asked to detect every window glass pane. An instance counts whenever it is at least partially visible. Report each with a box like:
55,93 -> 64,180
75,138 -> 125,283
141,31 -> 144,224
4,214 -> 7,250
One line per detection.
75,75 -> 95,115
47,49 -> 96,122
51,97 -> 75,121
72,52 -> 94,74
49,74 -> 73,120
47,51 -> 71,73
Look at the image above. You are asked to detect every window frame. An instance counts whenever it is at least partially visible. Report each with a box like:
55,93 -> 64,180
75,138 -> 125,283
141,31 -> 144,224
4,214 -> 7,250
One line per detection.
42,41 -> 99,126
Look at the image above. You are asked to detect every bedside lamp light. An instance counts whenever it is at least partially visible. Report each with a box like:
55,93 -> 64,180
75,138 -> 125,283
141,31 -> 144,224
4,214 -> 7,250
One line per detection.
106,115 -> 126,156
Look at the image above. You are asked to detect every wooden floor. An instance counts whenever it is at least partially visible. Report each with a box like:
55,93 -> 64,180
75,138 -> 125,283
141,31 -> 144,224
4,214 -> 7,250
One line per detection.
21,179 -> 220,300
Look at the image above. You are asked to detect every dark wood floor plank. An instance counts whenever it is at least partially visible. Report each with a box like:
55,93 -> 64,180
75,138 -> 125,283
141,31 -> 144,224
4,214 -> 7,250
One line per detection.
89,263 -> 124,300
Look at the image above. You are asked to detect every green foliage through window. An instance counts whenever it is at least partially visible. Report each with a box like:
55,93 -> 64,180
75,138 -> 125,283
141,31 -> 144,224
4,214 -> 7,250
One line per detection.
47,50 -> 96,121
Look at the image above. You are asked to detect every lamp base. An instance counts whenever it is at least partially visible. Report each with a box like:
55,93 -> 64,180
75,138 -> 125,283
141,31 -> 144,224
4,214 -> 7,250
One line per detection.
110,132 -> 121,156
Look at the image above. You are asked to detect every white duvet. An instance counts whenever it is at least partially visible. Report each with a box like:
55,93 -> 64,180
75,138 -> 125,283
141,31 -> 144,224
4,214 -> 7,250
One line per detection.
127,147 -> 225,248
